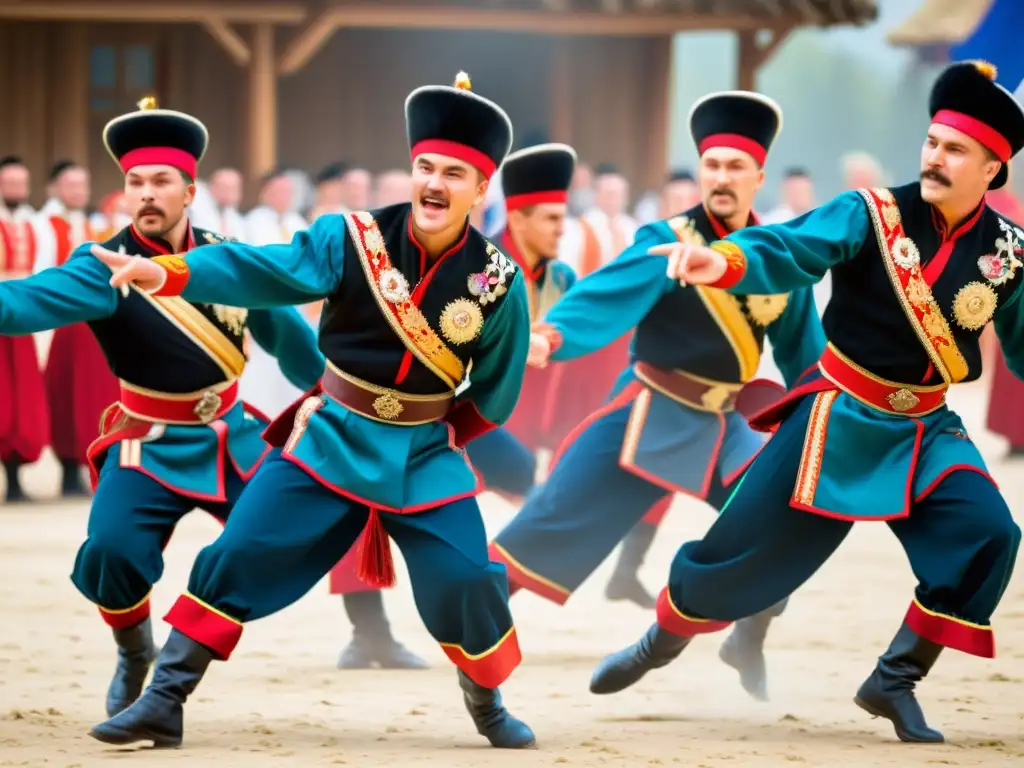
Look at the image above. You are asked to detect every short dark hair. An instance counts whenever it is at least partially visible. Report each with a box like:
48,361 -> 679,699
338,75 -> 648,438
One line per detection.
0,155 -> 25,169
784,167 -> 811,179
49,159 -> 79,181
983,146 -> 1000,165
179,169 -> 194,185
666,168 -> 695,184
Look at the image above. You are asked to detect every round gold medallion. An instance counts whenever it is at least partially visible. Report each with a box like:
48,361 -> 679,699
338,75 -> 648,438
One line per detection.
745,293 -> 789,326
952,282 -> 997,331
440,298 -> 484,344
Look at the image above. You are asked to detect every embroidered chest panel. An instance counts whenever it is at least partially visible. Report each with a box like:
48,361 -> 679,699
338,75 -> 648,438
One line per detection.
633,207 -> 788,382
0,219 -> 37,274
86,226 -> 249,392
319,205 -> 515,394
496,235 -> 572,322
826,183 -> 1021,385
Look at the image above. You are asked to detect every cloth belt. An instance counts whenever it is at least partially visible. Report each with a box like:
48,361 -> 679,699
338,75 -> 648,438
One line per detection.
320,364 -> 453,424
817,344 -> 947,416
633,362 -> 743,413
118,380 -> 238,425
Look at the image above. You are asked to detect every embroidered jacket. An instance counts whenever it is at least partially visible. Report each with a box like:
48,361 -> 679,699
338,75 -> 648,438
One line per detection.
0,223 -> 325,499
146,205 -> 532,511
537,202 -> 824,387
721,182 -> 1024,384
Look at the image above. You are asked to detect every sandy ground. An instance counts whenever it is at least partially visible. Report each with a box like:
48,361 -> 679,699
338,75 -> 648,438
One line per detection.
1,377 -> 1023,768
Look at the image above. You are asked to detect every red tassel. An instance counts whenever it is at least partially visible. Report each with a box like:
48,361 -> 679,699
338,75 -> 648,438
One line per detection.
356,508 -> 396,588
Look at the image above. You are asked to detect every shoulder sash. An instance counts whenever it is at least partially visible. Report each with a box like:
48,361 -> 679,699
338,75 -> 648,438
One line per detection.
857,188 -> 968,383
344,211 -> 464,389
666,215 -> 760,381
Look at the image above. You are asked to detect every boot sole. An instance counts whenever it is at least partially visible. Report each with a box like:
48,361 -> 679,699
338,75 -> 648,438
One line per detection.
90,727 -> 181,749
853,696 -> 944,744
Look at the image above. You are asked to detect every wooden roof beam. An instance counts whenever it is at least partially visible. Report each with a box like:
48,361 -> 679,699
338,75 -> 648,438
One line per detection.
278,8 -> 340,75
203,18 -> 251,66
0,1 -> 306,23
323,4 -> 795,35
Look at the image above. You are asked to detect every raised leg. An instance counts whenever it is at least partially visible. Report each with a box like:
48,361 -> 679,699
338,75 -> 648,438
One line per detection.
489,404 -> 667,605
591,405 -> 853,695
71,455 -> 193,716
389,497 -> 534,749
89,454 -> 366,748
855,469 -> 1022,743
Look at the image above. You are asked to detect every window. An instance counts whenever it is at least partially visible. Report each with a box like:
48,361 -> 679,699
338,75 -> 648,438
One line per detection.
89,43 -> 159,113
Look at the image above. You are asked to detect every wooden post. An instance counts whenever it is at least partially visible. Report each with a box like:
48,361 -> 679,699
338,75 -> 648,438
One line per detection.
247,22 -> 277,187
645,34 -> 672,191
737,28 -> 793,91
549,36 -> 572,143
50,21 -> 89,164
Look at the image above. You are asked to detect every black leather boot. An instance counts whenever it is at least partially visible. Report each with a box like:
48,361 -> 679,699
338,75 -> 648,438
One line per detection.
605,523 -> 657,609
718,597 -> 787,702
60,459 -> 89,497
854,622 -> 944,743
337,591 -> 428,669
106,618 -> 158,717
457,669 -> 536,749
89,629 -> 214,748
590,622 -> 691,694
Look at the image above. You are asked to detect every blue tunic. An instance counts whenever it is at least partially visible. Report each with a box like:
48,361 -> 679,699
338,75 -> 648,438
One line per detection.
166,210 -> 531,511
719,184 -> 1024,519
536,206 -> 825,496
0,225 -> 324,500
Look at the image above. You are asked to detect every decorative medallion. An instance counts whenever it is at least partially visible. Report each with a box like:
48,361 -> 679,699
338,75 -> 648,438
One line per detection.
892,237 -> 920,269
439,298 -> 484,344
372,391 -> 404,421
886,388 -> 920,413
745,293 -> 789,326
203,232 -> 225,244
378,268 -> 410,303
193,390 -> 222,424
211,304 -> 248,336
979,221 -> 1022,286
952,281 -> 997,331
469,244 -> 518,305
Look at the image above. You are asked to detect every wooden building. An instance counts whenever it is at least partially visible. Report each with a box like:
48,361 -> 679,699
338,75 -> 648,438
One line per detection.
886,0 -> 993,63
0,0 -> 876,205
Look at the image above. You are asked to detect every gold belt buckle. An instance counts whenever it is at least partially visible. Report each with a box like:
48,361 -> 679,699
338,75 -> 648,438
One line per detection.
886,388 -> 921,413
372,389 -> 405,420
193,390 -> 222,424
700,384 -> 733,412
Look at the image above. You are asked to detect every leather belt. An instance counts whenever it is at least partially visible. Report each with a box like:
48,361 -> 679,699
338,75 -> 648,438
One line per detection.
818,344 -> 947,416
633,362 -> 743,413
320,364 -> 453,424
118,380 -> 238,425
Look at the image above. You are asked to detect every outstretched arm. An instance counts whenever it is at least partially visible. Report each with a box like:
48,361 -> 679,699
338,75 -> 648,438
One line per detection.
95,214 -> 347,309
765,286 -> 828,388
714,191 -> 870,295
537,224 -> 674,362
446,270 -> 530,446
247,307 -> 326,392
0,250 -> 119,334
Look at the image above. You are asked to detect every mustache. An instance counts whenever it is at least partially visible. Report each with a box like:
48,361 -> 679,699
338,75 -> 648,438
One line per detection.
920,168 -> 951,187
708,188 -> 736,201
137,205 -> 165,217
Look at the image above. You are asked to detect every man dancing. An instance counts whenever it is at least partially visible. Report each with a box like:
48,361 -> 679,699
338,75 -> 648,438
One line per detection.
590,61 -> 1024,745
0,99 -> 325,717
89,73 -> 536,751
489,90 -> 825,702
